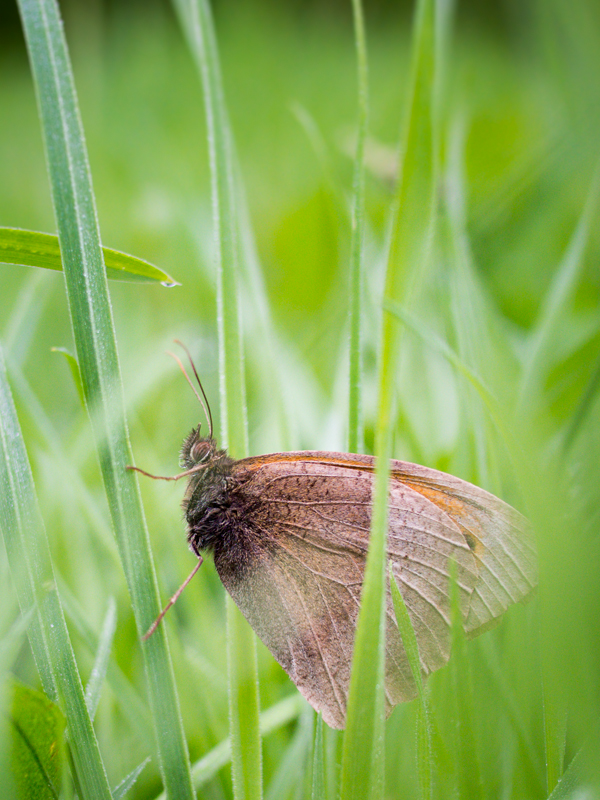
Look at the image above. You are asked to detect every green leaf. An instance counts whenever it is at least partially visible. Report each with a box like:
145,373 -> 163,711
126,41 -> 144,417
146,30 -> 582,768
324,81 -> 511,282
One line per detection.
0,228 -> 179,285
10,680 -> 66,800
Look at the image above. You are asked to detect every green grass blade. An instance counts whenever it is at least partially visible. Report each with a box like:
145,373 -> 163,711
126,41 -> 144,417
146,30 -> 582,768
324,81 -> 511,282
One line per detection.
84,599 -> 117,721
448,561 -> 483,799
390,570 -> 432,800
111,757 -> 151,800
154,695 -> 304,798
50,347 -> 85,407
57,579 -> 154,747
519,162 -> 600,409
226,595 -> 263,800
341,0 -> 439,796
384,301 -> 515,450
0,227 -> 179,285
264,709 -> 314,800
173,0 -> 248,456
545,719 -> 600,799
0,347 -> 112,799
347,0 -> 369,454
0,608 -> 35,676
311,716 -> 326,800
172,1 -> 260,797
16,0 -> 195,797
561,346 -> 600,453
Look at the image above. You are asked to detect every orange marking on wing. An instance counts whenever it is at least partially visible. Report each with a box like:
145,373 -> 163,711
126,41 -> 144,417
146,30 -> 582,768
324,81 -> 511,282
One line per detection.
400,480 -> 485,559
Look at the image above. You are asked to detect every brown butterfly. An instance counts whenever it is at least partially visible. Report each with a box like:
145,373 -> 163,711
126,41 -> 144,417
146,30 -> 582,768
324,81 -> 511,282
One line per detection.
130,350 -> 537,730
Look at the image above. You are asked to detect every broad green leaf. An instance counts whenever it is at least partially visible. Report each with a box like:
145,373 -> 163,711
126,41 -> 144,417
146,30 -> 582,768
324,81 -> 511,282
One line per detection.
10,681 -> 66,800
0,228 -> 179,285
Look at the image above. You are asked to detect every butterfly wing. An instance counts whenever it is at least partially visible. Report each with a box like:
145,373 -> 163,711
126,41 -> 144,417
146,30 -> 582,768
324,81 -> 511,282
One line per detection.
388,460 -> 537,634
212,451 -> 535,729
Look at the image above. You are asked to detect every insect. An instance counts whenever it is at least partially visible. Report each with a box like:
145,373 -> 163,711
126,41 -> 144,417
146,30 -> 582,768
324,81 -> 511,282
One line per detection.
130,347 -> 537,730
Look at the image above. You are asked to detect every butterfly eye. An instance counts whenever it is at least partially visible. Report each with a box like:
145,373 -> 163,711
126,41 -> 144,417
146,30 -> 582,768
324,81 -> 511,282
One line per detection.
190,441 -> 209,463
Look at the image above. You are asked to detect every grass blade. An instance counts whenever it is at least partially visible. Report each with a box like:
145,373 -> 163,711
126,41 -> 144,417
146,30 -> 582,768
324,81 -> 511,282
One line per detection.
341,0 -> 439,796
519,162 -> 600,409
154,695 -> 304,798
347,0 -> 369,454
390,570 -> 433,800
84,599 -> 117,721
0,347 -> 112,798
111,757 -> 151,800
545,719 -> 600,799
16,0 -> 195,796
0,227 -> 179,285
172,1 -> 261,797
449,561 -> 483,799
311,716 -> 326,800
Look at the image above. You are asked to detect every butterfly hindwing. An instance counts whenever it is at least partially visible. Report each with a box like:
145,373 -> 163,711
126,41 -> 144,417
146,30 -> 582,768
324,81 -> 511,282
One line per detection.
211,451 -> 526,729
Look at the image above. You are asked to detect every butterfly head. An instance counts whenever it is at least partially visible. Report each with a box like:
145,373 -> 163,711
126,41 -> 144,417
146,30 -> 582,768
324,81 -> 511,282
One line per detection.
180,424 -> 218,469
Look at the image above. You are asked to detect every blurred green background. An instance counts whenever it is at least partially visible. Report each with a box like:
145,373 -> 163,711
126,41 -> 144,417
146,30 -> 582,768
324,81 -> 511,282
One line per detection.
1,0 -> 599,797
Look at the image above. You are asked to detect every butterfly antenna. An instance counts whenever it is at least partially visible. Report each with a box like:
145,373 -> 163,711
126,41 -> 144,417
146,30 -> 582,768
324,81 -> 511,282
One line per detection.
173,340 -> 214,437
165,347 -> 212,438
142,557 -> 203,640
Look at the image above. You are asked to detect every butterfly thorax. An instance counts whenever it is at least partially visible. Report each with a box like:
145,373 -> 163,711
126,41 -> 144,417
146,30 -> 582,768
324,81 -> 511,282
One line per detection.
180,428 -> 241,557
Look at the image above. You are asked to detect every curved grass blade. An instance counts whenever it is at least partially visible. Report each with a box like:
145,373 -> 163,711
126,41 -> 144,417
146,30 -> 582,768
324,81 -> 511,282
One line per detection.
84,599 -> 117,722
519,162 -> 600,410
111,757 -> 151,800
0,228 -> 179,285
341,0 -> 439,796
16,0 -> 194,796
50,347 -> 84,407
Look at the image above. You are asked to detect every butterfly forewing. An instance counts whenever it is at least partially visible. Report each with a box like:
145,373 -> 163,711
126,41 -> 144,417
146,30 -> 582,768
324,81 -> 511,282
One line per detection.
208,451 -> 532,729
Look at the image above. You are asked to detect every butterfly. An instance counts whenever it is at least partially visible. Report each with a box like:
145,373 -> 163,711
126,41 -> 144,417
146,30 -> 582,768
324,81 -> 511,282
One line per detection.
130,349 -> 537,730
